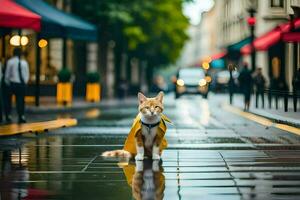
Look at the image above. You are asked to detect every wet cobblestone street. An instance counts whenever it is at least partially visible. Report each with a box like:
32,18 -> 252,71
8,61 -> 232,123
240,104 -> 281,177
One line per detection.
1,94 -> 300,200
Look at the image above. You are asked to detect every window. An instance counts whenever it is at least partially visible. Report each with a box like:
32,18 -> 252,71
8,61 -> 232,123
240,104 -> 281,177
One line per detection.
270,0 -> 284,8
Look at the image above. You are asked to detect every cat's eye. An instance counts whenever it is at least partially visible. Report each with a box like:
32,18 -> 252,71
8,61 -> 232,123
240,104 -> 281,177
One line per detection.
155,106 -> 160,109
145,106 -> 150,109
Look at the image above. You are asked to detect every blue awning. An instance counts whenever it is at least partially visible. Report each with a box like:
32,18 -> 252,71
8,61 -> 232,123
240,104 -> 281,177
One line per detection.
15,0 -> 97,41
211,59 -> 225,69
227,37 -> 251,52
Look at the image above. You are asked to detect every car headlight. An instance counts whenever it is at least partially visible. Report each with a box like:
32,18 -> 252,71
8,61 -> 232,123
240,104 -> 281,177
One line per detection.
176,79 -> 185,86
198,79 -> 207,87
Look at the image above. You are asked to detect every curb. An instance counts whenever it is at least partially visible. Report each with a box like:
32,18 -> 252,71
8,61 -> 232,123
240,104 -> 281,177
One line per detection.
26,99 -> 138,114
26,102 -> 101,114
224,103 -> 300,128
247,109 -> 300,128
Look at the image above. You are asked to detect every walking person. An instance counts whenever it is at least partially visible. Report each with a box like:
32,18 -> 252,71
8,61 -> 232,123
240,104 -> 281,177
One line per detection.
2,57 -> 12,123
0,60 -> 3,123
293,68 -> 300,110
238,63 -> 253,111
253,67 -> 266,108
5,48 -> 29,123
228,63 -> 235,105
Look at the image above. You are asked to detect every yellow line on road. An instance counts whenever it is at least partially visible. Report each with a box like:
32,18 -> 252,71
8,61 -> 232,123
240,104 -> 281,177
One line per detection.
0,118 -> 77,136
223,104 -> 300,135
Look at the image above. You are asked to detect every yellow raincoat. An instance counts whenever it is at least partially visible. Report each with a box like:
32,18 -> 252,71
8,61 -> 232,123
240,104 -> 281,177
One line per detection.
123,114 -> 172,155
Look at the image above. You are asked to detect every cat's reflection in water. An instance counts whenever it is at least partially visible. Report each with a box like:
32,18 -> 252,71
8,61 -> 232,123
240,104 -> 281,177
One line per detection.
120,159 -> 165,200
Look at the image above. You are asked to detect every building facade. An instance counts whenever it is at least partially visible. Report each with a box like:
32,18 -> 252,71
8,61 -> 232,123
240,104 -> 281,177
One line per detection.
217,0 -> 300,91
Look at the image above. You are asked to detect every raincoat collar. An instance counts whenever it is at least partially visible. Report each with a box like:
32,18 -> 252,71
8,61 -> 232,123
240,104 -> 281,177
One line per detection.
141,120 -> 160,129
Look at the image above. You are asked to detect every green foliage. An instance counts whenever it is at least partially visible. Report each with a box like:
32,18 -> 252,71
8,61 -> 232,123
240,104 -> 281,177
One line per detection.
58,68 -> 71,83
86,72 -> 100,83
72,0 -> 189,68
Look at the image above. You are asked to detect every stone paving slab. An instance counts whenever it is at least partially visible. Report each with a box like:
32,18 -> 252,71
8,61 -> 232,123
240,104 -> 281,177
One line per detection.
1,95 -> 300,199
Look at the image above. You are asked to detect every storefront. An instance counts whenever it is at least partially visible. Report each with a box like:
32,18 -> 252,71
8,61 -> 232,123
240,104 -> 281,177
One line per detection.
241,18 -> 300,91
226,37 -> 251,68
2,0 -> 98,105
0,0 -> 41,64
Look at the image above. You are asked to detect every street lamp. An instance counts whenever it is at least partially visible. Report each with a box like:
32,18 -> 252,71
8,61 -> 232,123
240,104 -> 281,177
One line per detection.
247,7 -> 256,72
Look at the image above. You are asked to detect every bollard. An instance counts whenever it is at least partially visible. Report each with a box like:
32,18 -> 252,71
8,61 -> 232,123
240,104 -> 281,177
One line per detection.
293,90 -> 297,112
268,91 -> 272,109
284,93 -> 288,112
275,94 -> 278,110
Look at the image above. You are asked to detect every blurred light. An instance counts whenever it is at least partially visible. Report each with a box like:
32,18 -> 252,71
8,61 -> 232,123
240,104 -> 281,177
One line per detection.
85,108 -> 101,119
21,36 -> 29,46
176,79 -> 185,86
10,35 -> 29,46
118,162 -> 129,167
10,36 -> 20,46
203,56 -> 212,63
171,76 -> 177,84
202,62 -> 210,70
247,17 -> 256,26
40,74 -> 46,81
38,39 -> 48,48
11,148 -> 29,166
205,76 -> 212,83
199,79 -> 207,86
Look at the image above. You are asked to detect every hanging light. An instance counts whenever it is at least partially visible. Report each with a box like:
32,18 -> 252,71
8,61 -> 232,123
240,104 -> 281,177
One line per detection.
10,35 -> 29,46
20,36 -> 29,46
38,39 -> 48,48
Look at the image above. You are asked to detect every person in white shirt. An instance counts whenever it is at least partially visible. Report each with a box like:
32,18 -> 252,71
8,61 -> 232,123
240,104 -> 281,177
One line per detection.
5,48 -> 29,123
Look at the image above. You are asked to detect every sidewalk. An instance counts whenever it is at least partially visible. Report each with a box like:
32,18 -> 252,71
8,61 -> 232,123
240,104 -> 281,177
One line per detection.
0,118 -> 77,136
229,94 -> 300,128
26,96 -> 137,114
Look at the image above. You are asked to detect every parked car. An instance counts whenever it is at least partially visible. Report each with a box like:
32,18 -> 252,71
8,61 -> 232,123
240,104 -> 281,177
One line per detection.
174,67 -> 209,99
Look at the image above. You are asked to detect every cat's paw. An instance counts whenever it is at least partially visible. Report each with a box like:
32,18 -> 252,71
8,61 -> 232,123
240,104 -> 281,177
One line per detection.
152,160 -> 159,172
152,154 -> 160,160
135,154 -> 144,161
136,160 -> 144,172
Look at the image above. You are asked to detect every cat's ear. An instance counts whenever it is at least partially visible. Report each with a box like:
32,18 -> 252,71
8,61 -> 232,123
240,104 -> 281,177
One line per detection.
155,91 -> 164,102
138,92 -> 147,104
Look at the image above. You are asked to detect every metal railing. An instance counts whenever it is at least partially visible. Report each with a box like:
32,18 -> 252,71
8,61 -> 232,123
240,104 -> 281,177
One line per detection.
264,89 -> 300,112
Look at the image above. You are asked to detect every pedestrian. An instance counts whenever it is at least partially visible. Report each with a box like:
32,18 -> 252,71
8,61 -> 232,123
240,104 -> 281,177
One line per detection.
253,67 -> 266,108
238,63 -> 253,111
228,63 -> 235,104
2,57 -> 12,123
0,60 -> 3,123
5,48 -> 29,123
293,68 -> 300,110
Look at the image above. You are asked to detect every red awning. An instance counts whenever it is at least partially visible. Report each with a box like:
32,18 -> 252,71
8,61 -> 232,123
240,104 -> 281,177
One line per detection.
0,0 -> 41,31
211,51 -> 227,60
282,32 -> 300,42
241,18 -> 300,55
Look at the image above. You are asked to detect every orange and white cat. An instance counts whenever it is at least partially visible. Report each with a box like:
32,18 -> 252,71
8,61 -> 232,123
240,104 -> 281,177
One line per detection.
132,160 -> 165,200
102,91 -> 169,160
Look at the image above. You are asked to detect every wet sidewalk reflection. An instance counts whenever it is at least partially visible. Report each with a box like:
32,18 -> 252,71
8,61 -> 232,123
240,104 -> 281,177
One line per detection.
1,95 -> 300,199
120,159 -> 165,200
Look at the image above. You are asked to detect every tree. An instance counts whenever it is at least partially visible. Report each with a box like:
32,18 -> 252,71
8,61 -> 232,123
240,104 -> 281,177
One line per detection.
71,0 -> 189,95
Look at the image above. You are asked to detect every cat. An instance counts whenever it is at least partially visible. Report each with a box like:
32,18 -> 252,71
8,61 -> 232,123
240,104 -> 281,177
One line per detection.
131,160 -> 165,200
102,91 -> 171,160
